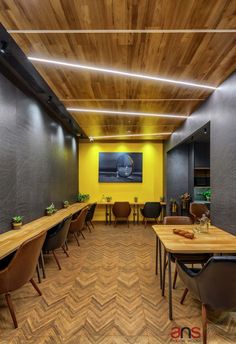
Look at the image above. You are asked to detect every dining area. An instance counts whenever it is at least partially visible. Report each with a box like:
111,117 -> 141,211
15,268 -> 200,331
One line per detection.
0,1 -> 236,343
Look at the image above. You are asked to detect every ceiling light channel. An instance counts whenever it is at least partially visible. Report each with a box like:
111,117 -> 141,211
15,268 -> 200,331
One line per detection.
28,57 -> 216,90
67,108 -> 188,119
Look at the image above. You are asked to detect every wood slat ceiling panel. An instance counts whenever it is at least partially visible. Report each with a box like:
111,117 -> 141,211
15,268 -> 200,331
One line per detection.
0,0 -> 236,30
0,1 -> 235,140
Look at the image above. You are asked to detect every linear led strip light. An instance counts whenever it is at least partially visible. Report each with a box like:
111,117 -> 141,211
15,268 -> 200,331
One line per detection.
67,107 -> 188,119
28,57 -> 216,90
89,132 -> 172,141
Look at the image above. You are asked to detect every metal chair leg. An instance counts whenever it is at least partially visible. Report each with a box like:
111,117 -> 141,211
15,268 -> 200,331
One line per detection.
52,250 -> 62,270
36,263 -> 41,283
62,244 -> 69,257
202,304 -> 207,344
74,233 -> 80,246
40,250 -> 46,279
30,278 -> 42,296
173,265 -> 178,289
180,288 -> 188,304
5,293 -> 18,328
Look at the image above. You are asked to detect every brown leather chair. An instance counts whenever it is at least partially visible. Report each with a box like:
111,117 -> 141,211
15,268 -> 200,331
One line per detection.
162,216 -> 210,294
177,256 -> 236,344
69,207 -> 88,246
0,231 -> 46,328
43,215 -> 72,270
112,202 -> 131,227
190,203 -> 210,222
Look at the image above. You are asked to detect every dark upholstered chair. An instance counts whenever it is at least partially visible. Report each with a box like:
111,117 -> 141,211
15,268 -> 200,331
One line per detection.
43,215 -> 72,270
85,202 -> 97,232
190,203 -> 210,223
162,216 -> 210,293
140,202 -> 162,227
112,202 -> 131,227
69,207 -> 88,246
177,256 -> 236,344
0,232 -> 46,328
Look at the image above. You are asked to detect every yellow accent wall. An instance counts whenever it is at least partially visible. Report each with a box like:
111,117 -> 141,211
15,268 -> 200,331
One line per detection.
79,142 -> 163,221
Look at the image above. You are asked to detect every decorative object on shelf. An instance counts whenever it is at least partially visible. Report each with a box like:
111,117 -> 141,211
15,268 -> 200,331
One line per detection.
180,192 -> 191,215
106,196 -> 112,202
77,193 -> 90,202
12,215 -> 23,229
46,203 -> 57,216
170,198 -> 178,214
134,196 -> 138,203
202,189 -> 211,201
160,196 -> 165,202
63,200 -> 70,208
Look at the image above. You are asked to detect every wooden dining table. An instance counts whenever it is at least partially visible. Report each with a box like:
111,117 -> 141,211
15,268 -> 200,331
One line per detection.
152,224 -> 236,321
0,202 -> 88,260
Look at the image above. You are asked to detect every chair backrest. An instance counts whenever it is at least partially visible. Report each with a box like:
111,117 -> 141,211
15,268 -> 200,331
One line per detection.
189,203 -> 210,221
196,257 -> 236,310
142,202 -> 162,218
163,216 -> 193,225
0,231 -> 46,293
69,207 -> 88,233
43,214 -> 72,251
86,203 -> 97,222
112,202 -> 131,218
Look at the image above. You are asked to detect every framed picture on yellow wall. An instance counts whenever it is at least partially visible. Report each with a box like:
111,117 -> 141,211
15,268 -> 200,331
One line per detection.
99,152 -> 143,183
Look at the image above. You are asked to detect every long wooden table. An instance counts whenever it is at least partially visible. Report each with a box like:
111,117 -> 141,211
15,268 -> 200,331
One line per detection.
98,201 -> 166,225
152,224 -> 236,321
0,203 -> 88,260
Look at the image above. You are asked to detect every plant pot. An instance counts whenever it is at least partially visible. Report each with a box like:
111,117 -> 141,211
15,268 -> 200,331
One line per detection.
64,205 -> 69,208
134,197 -> 138,203
46,212 -> 53,216
12,222 -> 22,229
171,203 -> 177,213
206,196 -> 211,202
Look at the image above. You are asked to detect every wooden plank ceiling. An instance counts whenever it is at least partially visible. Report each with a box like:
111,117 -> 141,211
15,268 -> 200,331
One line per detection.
0,0 -> 236,141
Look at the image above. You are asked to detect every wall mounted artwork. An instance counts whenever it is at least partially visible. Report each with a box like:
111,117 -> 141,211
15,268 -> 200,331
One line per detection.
99,152 -> 143,183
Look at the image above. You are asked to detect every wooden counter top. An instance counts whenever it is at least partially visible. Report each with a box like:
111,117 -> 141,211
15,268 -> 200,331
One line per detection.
0,203 -> 88,259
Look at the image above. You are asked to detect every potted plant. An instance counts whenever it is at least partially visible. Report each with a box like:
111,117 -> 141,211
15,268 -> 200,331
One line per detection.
77,193 -> 90,202
63,200 -> 70,208
45,203 -> 57,216
202,189 -> 211,201
106,196 -> 112,202
12,215 -> 23,229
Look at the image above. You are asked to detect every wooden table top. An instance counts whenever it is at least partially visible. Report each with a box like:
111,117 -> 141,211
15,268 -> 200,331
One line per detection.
152,224 -> 236,254
0,203 -> 88,259
97,201 -> 166,206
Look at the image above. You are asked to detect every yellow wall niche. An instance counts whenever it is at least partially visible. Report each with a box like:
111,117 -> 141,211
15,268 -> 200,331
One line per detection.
79,142 -> 163,221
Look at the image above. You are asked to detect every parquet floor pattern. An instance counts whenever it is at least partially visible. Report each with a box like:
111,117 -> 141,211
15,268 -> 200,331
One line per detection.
0,223 -> 236,343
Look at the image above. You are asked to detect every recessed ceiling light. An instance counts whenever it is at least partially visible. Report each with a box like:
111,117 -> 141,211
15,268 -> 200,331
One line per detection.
28,56 -> 216,90
89,132 -> 172,140
66,107 -> 188,119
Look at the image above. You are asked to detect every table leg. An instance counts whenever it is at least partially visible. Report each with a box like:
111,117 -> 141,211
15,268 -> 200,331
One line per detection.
155,235 -> 158,275
137,204 -> 140,224
109,204 -> 112,225
133,204 -> 136,224
168,252 -> 173,320
105,205 -> 108,225
158,239 -> 162,289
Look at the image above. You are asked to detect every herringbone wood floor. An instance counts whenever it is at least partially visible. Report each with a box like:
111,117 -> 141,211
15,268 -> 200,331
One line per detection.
0,223 -> 236,344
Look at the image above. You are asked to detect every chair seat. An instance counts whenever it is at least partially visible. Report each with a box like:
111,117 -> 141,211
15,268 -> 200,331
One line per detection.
173,253 -> 211,264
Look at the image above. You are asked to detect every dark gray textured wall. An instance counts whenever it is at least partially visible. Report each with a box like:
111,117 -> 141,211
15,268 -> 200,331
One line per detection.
0,72 -> 78,233
165,71 -> 236,234
166,144 -> 189,214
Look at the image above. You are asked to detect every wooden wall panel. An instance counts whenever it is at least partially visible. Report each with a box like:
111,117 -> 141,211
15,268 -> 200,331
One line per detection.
0,72 -> 78,233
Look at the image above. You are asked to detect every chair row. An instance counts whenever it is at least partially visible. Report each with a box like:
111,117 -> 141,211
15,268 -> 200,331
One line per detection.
112,201 -> 163,227
0,203 -> 97,328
